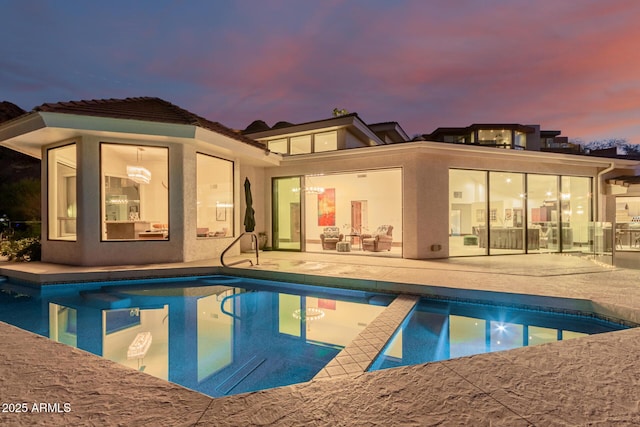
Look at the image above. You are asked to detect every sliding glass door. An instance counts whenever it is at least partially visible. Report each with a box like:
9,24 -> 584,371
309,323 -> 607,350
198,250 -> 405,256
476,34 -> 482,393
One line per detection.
489,172 -> 525,254
272,177 -> 302,250
449,170 -> 487,256
450,169 -> 592,257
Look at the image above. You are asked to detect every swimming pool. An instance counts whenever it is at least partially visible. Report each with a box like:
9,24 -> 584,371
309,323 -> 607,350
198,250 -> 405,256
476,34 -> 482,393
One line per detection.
0,275 -> 392,397
0,274 -> 631,397
369,297 -> 629,371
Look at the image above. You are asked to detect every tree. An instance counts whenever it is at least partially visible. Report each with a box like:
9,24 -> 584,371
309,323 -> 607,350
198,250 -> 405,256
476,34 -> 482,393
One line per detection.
0,178 -> 41,220
572,138 -> 639,155
332,108 -> 349,117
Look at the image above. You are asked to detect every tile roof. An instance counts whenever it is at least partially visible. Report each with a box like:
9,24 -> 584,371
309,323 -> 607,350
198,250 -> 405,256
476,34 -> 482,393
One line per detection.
34,97 -> 265,149
242,112 -> 362,135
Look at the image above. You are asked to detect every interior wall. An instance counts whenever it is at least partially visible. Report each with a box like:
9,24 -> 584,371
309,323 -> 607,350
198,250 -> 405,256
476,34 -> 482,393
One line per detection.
304,169 -> 402,242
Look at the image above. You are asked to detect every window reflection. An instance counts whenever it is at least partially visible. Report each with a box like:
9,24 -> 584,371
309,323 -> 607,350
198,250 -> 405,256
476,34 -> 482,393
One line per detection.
374,300 -> 614,371
278,295 -> 385,347
49,304 -> 77,347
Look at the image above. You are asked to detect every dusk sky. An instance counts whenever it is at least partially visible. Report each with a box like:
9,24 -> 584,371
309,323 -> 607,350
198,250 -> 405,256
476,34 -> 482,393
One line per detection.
2,0 -> 640,143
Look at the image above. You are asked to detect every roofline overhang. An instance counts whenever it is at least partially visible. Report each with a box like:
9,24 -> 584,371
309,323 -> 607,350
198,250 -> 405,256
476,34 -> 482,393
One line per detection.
276,140 -> 639,169
369,122 -> 411,142
0,111 -> 280,166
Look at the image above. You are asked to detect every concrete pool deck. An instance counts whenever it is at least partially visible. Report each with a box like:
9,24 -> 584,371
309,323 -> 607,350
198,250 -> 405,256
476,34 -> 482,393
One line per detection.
1,252 -> 640,425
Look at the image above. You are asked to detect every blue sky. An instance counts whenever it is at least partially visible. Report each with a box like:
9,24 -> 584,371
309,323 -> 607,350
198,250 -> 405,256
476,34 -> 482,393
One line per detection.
2,0 -> 640,142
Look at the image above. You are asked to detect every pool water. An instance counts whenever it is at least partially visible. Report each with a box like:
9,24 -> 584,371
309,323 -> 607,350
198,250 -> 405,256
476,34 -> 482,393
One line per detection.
369,297 -> 629,371
0,276 -> 391,397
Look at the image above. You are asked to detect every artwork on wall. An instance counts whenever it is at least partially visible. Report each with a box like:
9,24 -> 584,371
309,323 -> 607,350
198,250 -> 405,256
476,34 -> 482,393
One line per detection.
318,188 -> 336,226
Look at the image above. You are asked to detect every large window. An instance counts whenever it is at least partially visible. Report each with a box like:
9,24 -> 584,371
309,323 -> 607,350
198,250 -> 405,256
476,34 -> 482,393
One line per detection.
48,144 -> 77,240
196,154 -> 233,238
478,129 -> 512,148
101,144 -> 169,241
450,169 -> 592,256
299,169 -> 402,256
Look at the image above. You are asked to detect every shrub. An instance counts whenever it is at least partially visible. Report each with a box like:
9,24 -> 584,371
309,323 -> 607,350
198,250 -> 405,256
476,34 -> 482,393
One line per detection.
0,237 -> 41,262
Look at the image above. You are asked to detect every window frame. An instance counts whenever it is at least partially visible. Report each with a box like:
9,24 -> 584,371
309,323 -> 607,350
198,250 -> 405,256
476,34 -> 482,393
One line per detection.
100,142 -> 170,242
47,142 -> 78,241
196,152 -> 235,238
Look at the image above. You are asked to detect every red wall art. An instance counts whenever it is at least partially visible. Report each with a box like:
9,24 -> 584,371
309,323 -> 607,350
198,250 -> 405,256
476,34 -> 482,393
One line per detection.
317,188 -> 335,226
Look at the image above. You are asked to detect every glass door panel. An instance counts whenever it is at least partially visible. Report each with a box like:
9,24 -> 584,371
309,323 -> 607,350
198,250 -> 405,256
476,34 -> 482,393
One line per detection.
489,172 -> 525,254
528,175 -> 559,253
272,177 -> 302,250
561,176 -> 592,253
449,170 -> 487,256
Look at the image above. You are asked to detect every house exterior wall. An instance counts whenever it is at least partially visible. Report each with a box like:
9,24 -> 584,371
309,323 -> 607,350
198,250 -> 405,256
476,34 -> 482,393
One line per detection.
263,143 -> 621,260
10,111 -> 638,266
344,131 -> 367,149
182,146 -> 246,263
30,119 -> 277,266
41,136 -> 187,266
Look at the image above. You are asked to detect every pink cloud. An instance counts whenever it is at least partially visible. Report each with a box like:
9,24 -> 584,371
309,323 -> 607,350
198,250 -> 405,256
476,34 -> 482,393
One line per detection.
6,1 -> 640,143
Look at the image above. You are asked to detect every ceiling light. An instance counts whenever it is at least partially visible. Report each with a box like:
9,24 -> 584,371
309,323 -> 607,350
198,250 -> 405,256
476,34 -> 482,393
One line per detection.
127,166 -> 151,184
127,148 -> 151,184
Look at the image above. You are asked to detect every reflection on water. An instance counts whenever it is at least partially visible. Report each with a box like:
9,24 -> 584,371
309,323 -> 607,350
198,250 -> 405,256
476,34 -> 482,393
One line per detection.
371,298 -> 628,371
1,277 -> 389,397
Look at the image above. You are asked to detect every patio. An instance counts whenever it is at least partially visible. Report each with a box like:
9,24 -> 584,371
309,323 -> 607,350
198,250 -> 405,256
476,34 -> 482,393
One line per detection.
1,252 -> 639,425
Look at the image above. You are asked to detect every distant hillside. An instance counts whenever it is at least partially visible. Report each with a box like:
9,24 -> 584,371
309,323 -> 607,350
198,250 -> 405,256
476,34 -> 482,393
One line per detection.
0,101 -> 40,182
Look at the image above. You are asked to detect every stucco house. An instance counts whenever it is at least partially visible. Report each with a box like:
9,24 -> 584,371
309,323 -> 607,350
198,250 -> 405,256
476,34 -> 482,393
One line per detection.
1,97 -> 639,267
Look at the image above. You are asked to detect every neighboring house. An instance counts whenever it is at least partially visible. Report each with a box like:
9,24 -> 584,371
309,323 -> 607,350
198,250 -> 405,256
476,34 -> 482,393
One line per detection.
242,113 -> 405,156
423,123 -> 556,151
1,96 -> 639,268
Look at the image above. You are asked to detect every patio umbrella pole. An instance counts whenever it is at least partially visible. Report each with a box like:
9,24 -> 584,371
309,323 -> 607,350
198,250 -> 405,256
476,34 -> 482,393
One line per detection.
219,178 -> 260,267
